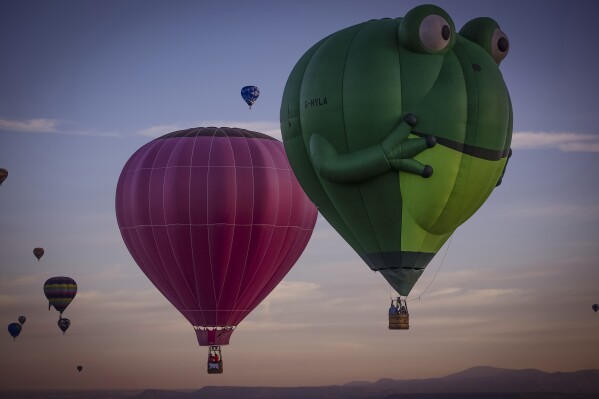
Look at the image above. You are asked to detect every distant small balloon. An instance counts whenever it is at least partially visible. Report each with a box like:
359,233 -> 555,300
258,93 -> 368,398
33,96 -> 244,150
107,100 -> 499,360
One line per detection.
57,318 -> 71,334
593,304 -> 599,313
18,316 -> 26,325
8,322 -> 22,341
77,365 -> 83,372
241,85 -> 260,108
44,276 -> 77,316
33,247 -> 44,261
0,168 -> 7,186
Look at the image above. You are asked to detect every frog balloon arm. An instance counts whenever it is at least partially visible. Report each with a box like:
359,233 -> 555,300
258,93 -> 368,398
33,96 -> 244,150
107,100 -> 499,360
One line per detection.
310,114 -> 436,184
495,148 -> 512,187
310,134 -> 390,183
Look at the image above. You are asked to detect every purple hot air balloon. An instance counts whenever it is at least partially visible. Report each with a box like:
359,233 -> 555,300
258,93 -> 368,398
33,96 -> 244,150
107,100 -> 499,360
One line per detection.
116,127 -> 317,370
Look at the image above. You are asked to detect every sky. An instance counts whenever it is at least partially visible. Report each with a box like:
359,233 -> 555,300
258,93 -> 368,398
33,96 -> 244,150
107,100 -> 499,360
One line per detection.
1,0 -> 599,391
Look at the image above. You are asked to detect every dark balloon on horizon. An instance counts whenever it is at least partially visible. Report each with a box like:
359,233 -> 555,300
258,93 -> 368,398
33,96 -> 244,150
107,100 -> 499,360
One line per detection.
33,247 -> 44,261
8,322 -> 22,341
0,168 -> 7,186
58,318 -> 71,334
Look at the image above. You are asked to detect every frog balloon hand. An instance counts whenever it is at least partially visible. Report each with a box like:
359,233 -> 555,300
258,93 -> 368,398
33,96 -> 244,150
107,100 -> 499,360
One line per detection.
381,113 -> 420,154
386,139 -> 436,178
382,114 -> 437,178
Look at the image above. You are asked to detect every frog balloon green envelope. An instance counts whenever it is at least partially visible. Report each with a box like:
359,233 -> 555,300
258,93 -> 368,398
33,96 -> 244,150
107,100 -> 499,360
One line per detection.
280,4 -> 513,297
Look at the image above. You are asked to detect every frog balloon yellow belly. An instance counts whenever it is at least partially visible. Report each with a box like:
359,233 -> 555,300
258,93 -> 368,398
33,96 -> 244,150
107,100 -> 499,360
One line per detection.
280,4 -> 513,296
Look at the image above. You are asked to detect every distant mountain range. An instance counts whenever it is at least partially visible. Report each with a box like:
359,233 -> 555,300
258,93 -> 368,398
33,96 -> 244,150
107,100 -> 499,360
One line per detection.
133,367 -> 599,399
2,367 -> 598,399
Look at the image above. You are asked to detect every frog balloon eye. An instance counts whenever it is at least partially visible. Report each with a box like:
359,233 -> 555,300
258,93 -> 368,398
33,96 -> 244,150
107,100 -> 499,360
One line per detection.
419,15 -> 452,51
399,5 -> 455,53
491,29 -> 509,63
460,18 -> 509,64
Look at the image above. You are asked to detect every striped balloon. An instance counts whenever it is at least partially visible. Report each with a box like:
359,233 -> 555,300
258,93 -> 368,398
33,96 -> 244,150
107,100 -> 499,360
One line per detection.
44,276 -> 77,315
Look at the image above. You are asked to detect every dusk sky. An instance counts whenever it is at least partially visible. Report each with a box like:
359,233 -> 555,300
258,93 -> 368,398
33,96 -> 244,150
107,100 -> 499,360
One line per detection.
1,0 -> 599,391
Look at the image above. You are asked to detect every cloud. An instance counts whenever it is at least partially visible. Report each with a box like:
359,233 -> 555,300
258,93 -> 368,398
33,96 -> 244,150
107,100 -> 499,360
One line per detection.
75,288 -> 167,312
0,272 -> 51,289
136,123 -> 188,138
0,118 -> 60,133
422,287 -> 463,298
267,280 -> 321,302
136,121 -> 282,140
240,320 -> 313,332
460,288 -> 521,300
0,117 -> 120,137
257,280 -> 323,320
410,286 -> 522,310
511,131 -> 599,152
0,294 -> 20,306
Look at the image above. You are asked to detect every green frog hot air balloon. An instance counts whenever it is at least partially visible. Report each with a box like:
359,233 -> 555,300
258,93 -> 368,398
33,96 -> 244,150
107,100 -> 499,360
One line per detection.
280,4 -> 512,325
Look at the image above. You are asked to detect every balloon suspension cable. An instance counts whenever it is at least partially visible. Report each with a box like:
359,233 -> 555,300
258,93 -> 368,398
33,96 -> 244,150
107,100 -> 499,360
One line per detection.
405,131 -> 474,304
372,270 -> 398,300
406,139 -> 474,303
407,235 -> 453,303
373,268 -> 395,300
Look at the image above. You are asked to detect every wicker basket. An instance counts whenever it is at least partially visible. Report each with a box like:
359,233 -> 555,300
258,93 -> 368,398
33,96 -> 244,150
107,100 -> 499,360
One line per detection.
207,360 -> 223,374
389,314 -> 409,330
